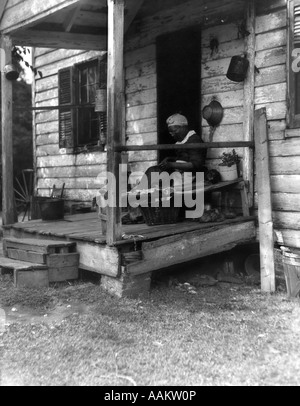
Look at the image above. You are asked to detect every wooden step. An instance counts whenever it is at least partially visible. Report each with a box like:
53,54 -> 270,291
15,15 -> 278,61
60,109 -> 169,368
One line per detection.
3,237 -> 76,255
0,257 -> 49,288
2,238 -> 79,284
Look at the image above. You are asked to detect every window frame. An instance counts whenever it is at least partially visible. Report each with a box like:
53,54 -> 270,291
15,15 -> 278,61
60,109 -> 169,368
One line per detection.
58,55 -> 107,153
288,0 -> 300,128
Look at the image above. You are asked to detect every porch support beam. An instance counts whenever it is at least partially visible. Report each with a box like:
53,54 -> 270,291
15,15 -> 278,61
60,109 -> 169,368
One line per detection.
243,0 -> 256,207
106,0 -> 125,246
12,30 -> 107,51
254,108 -> 275,293
1,35 -> 16,226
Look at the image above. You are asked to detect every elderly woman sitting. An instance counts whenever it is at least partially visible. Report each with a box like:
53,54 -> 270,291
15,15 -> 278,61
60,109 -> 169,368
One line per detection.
137,113 -> 207,190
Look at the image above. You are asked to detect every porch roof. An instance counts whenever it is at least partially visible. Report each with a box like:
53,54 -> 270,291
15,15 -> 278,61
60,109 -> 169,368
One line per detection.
0,0 -> 145,50
0,0 -> 247,50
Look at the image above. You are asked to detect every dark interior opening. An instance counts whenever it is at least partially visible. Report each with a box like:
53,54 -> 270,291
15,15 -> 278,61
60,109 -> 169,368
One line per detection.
156,27 -> 201,162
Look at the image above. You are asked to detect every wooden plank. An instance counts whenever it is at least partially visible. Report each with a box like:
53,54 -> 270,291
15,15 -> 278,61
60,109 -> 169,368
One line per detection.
117,141 -> 254,152
12,30 -> 107,51
6,248 -> 46,264
125,0 -> 245,52
255,46 -> 286,69
243,0 -> 256,208
255,28 -> 286,52
274,229 -> 300,249
106,0 -> 125,245
1,35 -> 16,226
255,64 -> 286,87
255,83 -> 286,104
254,107 -> 275,293
273,211 -> 300,230
202,22 -> 240,47
0,256 -> 48,270
126,221 -> 256,275
285,128 -> 300,138
202,90 -> 244,109
14,269 -> 49,288
254,101 -> 287,121
256,0 -> 286,16
4,237 -> 76,253
47,253 -> 79,268
126,73 -> 156,94
269,138 -> 300,157
74,240 -> 120,277
0,0 -> 81,33
270,158 -> 300,175
125,60 -> 156,81
48,265 -> 78,282
255,8 -> 287,34
270,175 -> 300,192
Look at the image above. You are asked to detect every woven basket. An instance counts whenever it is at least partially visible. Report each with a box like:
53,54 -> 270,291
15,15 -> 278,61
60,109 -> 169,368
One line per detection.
140,206 -> 180,226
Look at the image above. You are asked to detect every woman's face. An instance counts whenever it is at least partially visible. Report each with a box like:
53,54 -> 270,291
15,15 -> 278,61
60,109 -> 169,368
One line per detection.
168,125 -> 188,142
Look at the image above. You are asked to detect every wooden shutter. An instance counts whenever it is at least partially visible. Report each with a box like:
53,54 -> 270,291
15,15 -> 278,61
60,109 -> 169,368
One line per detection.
58,67 -> 76,148
289,0 -> 300,128
98,55 -> 107,145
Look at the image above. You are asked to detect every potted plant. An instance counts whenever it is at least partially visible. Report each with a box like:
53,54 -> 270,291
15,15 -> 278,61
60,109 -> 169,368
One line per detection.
218,149 -> 240,181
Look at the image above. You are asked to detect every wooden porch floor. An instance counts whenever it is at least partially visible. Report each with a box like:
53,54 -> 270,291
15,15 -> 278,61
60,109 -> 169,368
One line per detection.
4,213 -> 256,284
3,211 -> 256,246
3,213 -> 257,296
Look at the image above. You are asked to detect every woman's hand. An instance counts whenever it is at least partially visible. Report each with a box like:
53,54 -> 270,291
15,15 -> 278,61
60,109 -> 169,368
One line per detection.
159,158 -> 173,170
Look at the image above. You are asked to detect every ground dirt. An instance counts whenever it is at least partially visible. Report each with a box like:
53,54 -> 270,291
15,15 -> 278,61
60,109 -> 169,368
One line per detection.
0,255 -> 300,386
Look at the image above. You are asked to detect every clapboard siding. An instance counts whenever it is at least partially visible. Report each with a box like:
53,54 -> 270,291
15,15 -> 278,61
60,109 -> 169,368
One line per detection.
33,46 -> 106,201
252,4 -> 300,248
201,20 -> 247,170
29,0 -> 300,249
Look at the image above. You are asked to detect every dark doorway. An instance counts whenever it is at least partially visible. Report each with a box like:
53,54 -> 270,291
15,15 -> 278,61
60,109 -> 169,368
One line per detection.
156,27 -> 201,161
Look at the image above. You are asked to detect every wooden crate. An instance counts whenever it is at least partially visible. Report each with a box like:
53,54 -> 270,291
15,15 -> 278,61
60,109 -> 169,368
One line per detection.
0,256 -> 49,288
3,237 -> 79,283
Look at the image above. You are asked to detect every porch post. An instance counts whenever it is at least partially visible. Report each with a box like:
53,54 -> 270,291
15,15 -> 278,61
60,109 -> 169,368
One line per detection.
106,0 -> 124,246
243,0 -> 255,208
1,35 -> 15,225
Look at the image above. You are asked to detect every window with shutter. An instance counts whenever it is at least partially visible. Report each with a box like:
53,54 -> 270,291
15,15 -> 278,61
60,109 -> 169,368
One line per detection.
99,55 -> 108,146
58,56 -> 107,151
288,0 -> 300,128
58,67 -> 75,148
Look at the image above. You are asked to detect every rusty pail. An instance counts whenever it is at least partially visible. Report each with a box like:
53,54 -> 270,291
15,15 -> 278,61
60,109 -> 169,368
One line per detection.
226,55 -> 249,82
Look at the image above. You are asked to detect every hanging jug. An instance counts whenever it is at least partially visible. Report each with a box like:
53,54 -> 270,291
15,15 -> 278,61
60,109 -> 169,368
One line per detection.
226,55 -> 249,82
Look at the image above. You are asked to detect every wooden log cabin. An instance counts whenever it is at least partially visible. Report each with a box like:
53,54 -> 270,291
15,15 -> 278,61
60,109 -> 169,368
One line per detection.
0,0 -> 299,297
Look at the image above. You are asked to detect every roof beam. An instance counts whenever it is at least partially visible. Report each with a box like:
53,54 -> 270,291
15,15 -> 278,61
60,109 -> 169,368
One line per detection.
12,30 -> 107,50
0,0 -> 9,23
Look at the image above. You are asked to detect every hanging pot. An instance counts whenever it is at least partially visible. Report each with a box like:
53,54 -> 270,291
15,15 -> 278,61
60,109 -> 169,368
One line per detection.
3,64 -> 19,81
226,55 -> 249,82
202,100 -> 224,127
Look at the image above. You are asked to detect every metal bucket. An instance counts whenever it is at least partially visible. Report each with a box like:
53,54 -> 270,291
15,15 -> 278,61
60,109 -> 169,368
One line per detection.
38,198 -> 64,221
226,55 -> 249,82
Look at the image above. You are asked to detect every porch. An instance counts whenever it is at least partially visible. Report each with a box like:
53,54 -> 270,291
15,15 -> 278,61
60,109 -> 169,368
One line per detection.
0,0 -> 277,295
2,211 -> 256,296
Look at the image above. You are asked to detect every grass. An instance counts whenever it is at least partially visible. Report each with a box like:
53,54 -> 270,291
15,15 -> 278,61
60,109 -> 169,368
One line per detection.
0,270 -> 300,386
